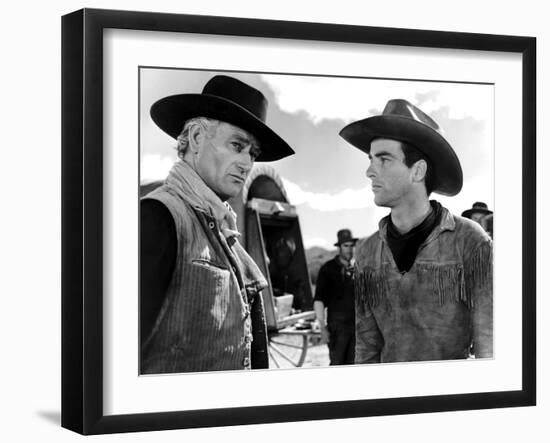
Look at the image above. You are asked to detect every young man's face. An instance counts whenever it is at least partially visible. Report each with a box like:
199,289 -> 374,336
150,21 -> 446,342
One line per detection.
194,121 -> 261,201
339,241 -> 356,261
366,138 -> 416,208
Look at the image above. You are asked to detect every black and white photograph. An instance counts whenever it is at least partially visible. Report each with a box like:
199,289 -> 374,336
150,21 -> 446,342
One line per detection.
56,6 -> 538,437
3,0 -> 549,440
138,68 -> 494,374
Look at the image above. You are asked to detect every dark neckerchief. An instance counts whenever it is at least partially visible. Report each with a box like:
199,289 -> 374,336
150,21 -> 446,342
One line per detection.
386,200 -> 443,273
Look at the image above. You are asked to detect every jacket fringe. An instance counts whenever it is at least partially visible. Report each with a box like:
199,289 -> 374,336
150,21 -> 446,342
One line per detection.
356,241 -> 492,311
464,241 -> 493,308
417,263 -> 469,308
355,267 -> 388,309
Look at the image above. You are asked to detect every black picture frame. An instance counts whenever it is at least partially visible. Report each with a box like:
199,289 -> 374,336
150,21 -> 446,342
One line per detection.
61,8 -> 536,435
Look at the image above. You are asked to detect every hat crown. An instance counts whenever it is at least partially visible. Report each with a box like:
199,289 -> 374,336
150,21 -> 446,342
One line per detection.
382,99 -> 442,134
202,75 -> 268,123
461,201 -> 492,218
336,229 -> 355,245
472,201 -> 488,210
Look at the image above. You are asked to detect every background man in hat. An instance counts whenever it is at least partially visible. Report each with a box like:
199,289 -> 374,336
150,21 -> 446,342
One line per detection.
313,229 -> 358,365
140,75 -> 294,374
462,202 -> 493,238
340,99 -> 493,363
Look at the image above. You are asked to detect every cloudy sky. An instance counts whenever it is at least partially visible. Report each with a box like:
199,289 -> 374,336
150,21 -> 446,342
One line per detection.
140,68 -> 494,249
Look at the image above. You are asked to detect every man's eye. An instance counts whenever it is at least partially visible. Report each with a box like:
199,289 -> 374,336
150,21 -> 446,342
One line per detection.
231,142 -> 243,151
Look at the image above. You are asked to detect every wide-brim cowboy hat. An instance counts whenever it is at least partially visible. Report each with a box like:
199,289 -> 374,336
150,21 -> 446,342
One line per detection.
339,99 -> 463,196
462,202 -> 493,218
150,75 -> 294,162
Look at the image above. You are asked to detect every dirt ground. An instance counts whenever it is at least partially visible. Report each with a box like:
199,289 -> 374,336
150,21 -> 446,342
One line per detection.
302,339 -> 330,367
268,333 -> 330,369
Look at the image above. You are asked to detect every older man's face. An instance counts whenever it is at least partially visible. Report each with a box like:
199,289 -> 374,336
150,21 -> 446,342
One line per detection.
194,121 -> 261,201
470,212 -> 485,224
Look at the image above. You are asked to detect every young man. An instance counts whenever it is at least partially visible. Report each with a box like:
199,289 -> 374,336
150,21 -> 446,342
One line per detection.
313,229 -> 358,365
140,75 -> 294,374
339,99 -> 493,363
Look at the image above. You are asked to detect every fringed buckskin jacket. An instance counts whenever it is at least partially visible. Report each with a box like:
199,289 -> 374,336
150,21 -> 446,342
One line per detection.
354,205 -> 493,363
141,162 -> 269,374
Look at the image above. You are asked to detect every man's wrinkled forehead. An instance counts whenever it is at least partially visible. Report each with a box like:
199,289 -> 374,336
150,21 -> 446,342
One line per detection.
216,121 -> 262,159
218,121 -> 260,147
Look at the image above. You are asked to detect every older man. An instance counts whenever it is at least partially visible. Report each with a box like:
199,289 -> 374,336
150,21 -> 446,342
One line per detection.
140,75 -> 294,374
340,99 -> 493,363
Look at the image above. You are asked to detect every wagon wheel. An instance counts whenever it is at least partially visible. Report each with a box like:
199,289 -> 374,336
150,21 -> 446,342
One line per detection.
267,332 -> 309,368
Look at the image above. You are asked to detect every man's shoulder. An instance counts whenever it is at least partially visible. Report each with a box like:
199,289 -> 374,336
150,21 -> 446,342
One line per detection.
355,231 -> 381,266
141,197 -> 172,223
450,213 -> 491,243
140,198 -> 177,245
443,211 -> 492,261
142,188 -> 197,230
356,231 -> 381,252
143,186 -> 193,212
319,255 -> 340,272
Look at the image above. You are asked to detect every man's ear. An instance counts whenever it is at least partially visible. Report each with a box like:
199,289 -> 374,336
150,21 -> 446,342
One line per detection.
412,159 -> 428,183
188,123 -> 204,154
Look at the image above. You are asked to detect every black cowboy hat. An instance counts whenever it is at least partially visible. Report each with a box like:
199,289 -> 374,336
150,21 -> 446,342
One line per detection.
150,75 -> 294,162
334,229 -> 358,247
461,202 -> 493,218
339,99 -> 463,196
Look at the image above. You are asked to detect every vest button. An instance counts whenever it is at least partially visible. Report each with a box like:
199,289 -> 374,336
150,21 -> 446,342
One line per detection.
242,357 -> 250,367
208,221 -> 215,229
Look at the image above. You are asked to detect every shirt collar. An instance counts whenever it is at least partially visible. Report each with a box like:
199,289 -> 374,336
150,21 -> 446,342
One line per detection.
379,203 -> 455,243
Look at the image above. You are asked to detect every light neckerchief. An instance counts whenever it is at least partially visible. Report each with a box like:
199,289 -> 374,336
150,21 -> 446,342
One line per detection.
165,160 -> 241,243
338,256 -> 355,268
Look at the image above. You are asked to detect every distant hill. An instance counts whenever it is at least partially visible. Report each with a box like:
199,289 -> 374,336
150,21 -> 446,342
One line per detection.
305,246 -> 337,285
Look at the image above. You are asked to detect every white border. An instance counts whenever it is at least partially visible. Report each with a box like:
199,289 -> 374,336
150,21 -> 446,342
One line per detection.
103,29 -> 522,415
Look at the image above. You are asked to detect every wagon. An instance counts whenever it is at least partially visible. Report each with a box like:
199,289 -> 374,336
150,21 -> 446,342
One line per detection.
140,164 -> 320,369
230,165 -> 319,368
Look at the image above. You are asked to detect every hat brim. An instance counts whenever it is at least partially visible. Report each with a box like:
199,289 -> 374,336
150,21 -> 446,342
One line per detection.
339,115 -> 463,196
150,94 -> 294,162
461,208 -> 493,218
334,238 -> 359,246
